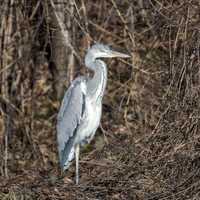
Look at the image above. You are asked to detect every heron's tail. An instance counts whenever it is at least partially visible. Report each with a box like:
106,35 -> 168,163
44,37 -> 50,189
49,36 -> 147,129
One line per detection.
60,136 -> 76,171
62,147 -> 74,171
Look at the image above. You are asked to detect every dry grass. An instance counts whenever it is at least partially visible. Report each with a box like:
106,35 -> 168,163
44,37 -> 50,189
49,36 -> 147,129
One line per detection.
0,0 -> 200,199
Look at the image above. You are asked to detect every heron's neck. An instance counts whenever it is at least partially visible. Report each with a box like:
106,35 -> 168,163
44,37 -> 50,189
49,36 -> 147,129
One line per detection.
87,60 -> 107,102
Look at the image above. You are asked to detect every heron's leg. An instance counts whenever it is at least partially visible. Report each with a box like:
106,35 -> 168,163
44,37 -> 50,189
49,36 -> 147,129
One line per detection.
75,144 -> 80,185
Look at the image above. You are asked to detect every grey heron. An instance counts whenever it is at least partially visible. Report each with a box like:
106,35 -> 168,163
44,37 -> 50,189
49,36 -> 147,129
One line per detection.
56,44 -> 130,184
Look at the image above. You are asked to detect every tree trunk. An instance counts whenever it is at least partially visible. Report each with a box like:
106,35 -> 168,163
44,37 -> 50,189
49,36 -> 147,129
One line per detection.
46,0 -> 76,99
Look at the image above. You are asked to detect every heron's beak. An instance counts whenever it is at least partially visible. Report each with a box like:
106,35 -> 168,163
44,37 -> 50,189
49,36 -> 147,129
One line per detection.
109,50 -> 130,58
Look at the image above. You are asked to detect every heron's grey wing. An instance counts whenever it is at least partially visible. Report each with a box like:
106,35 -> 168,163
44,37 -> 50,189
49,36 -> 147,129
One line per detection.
57,77 -> 86,169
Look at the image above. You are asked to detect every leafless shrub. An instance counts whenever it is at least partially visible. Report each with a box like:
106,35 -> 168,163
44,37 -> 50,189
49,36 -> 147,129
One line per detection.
0,0 -> 200,199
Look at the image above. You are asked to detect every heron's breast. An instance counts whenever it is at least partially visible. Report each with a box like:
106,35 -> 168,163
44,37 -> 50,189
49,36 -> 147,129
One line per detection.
87,99 -> 102,127
76,98 -> 102,143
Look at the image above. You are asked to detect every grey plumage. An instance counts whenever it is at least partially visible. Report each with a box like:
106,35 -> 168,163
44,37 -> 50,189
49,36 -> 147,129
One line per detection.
56,44 -> 129,184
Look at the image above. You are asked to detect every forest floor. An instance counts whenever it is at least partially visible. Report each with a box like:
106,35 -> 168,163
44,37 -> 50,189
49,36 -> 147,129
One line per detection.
1,1 -> 200,200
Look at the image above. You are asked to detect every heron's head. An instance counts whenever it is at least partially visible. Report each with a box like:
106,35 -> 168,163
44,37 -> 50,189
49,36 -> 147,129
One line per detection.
89,43 -> 130,58
85,43 -> 130,68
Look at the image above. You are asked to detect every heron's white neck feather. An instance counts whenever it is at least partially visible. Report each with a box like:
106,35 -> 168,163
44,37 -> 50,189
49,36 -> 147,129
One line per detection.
86,60 -> 107,102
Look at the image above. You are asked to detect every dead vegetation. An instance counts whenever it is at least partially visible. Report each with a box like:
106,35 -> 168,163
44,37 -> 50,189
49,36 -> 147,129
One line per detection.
0,0 -> 200,199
